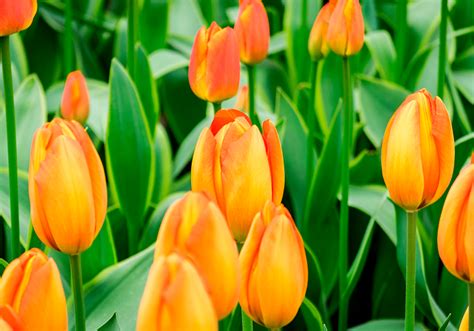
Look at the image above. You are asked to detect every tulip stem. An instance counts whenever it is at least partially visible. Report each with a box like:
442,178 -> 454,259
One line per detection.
395,0 -> 407,82
70,254 -> 86,331
469,283 -> 474,331
247,64 -> 261,129
405,211 -> 417,331
338,56 -> 352,331
305,60 -> 317,186
64,0 -> 74,74
242,309 -> 253,331
437,0 -> 448,98
127,0 -> 138,79
213,102 -> 222,113
1,36 -> 20,260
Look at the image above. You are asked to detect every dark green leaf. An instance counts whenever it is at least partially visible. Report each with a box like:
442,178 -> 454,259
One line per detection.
301,298 -> 324,331
350,319 -> 426,331
150,124 -> 173,205
139,0 -> 168,53
98,313 -> 121,331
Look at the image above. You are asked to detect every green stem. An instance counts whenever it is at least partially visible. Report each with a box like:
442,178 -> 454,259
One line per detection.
437,0 -> 448,98
70,254 -> 86,331
395,0 -> 407,82
469,283 -> 474,331
246,64 -> 261,129
405,211 -> 417,331
242,309 -> 253,331
338,56 -> 352,331
213,102 -> 222,113
306,60 -> 317,184
64,0 -> 74,74
1,36 -> 20,260
127,0 -> 138,79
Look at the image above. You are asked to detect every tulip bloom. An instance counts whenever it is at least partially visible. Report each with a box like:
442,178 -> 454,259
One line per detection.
0,0 -> 37,36
381,89 -> 455,211
308,1 -> 336,61
154,192 -> 239,319
234,0 -> 270,64
239,201 -> 308,328
61,70 -> 90,124
438,156 -> 474,282
191,109 -> 284,242
137,254 -> 218,331
28,118 -> 107,254
326,0 -> 364,57
0,249 -> 67,330
188,22 -> 240,102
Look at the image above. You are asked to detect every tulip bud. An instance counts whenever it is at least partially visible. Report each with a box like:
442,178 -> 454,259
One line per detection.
154,191 -> 239,319
0,0 -> 37,37
234,85 -> 249,113
188,22 -> 240,103
239,201 -> 308,328
437,156 -> 474,282
191,109 -> 284,242
460,308 -> 469,331
381,89 -> 455,211
308,1 -> 336,61
61,70 -> 90,124
28,118 -> 107,254
0,249 -> 67,330
234,0 -> 270,64
326,0 -> 364,57
137,254 -> 218,331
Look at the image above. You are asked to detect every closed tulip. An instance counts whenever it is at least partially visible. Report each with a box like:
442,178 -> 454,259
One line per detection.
28,118 -> 107,254
234,0 -> 270,64
381,89 -> 455,211
154,191 -> 239,319
61,70 -> 90,124
0,0 -> 37,36
188,22 -> 240,102
239,201 -> 308,328
191,109 -> 284,242
308,0 -> 336,61
137,254 -> 218,331
438,156 -> 473,282
326,0 -> 364,57
0,249 -> 67,330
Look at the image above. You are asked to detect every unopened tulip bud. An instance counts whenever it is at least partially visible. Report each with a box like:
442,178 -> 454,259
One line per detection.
239,201 -> 308,328
28,118 -> 107,254
381,89 -> 455,211
308,1 -> 336,61
191,109 -> 284,242
188,22 -> 240,102
61,70 -> 90,124
0,0 -> 37,36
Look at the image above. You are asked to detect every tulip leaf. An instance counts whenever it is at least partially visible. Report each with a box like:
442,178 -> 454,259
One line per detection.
301,298 -> 324,331
350,319 -> 426,331
365,30 -> 397,81
139,0 -> 168,53
454,132 -> 474,175
169,0 -> 206,39
98,313 -> 121,331
149,49 -> 189,80
438,267 -> 466,327
150,124 -> 173,205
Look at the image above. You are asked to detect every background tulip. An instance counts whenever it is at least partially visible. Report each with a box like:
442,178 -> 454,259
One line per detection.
239,201 -> 308,328
137,254 -> 218,331
28,118 -> 107,254
188,22 -> 240,102
460,308 -> 469,331
0,249 -> 67,330
234,0 -> 270,64
326,0 -> 364,57
61,70 -> 90,124
308,0 -> 336,61
381,89 -> 455,211
0,0 -> 37,36
191,109 -> 284,242
154,191 -> 239,319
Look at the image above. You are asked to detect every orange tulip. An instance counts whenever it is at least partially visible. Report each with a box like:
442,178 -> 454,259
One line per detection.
308,1 -> 336,61
239,201 -> 308,328
438,156 -> 474,282
326,0 -> 364,57
154,191 -> 239,319
0,0 -> 37,37
0,249 -> 67,331
234,0 -> 270,64
28,118 -> 107,254
191,109 -> 284,242
235,85 -> 249,113
61,70 -> 90,124
188,22 -> 240,103
381,89 -> 455,211
136,254 -> 218,331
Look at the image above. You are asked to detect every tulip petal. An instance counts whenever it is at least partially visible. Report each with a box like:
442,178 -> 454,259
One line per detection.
262,120 -> 285,204
0,260 -> 23,307
0,306 -> 22,330
188,27 -> 209,100
210,109 -> 251,135
191,128 -> 218,202
464,176 -> 474,281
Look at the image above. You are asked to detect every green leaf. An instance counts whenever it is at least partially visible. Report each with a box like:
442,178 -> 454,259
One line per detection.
454,133 -> 474,175
268,31 -> 286,55
364,30 -> 396,81
438,314 -> 452,331
139,0 -> 168,53
300,298 -> 324,331
112,18 -> 128,66
169,0 -> 206,38
106,59 -> 155,231
10,34 -> 29,80
149,49 -> 189,80
349,150 -> 383,185
98,313 -> 121,331
350,319 -> 426,331
150,124 -> 173,205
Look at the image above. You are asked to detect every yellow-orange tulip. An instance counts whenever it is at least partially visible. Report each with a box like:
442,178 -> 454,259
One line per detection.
191,109 -> 284,242
308,0 -> 336,61
239,201 -> 308,328
61,70 -> 90,124
438,156 -> 473,282
234,0 -> 270,64
381,89 -> 455,211
154,191 -> 239,319
460,308 -> 469,331
28,118 -> 107,254
136,254 -> 218,331
0,0 -> 37,36
188,22 -> 240,102
326,0 -> 364,57
0,249 -> 67,330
